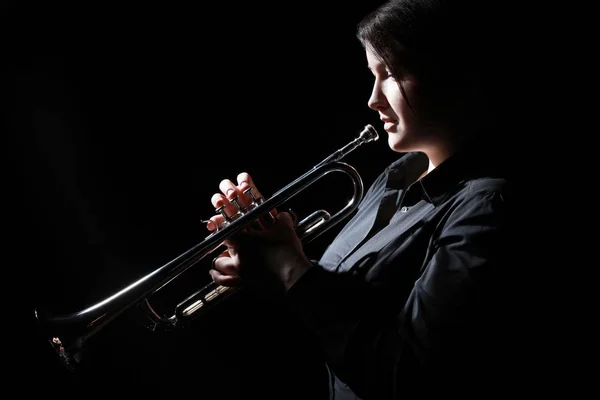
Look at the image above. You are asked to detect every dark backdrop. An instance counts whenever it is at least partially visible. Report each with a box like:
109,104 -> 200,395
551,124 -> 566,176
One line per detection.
5,1 -> 395,398
5,1 -> 560,398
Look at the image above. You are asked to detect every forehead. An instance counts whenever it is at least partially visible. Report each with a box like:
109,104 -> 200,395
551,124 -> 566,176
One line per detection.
365,47 -> 385,69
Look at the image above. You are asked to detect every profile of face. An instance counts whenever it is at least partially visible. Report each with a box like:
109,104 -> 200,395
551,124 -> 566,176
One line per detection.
365,46 -> 432,154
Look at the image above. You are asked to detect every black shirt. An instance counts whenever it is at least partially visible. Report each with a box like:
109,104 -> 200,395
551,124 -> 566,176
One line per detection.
286,148 -> 519,399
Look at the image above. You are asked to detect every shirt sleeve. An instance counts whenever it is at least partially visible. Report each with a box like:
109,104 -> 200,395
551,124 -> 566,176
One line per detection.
284,186 -> 514,398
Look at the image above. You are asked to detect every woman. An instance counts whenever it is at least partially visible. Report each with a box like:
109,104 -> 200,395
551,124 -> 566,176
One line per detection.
207,0 -> 522,398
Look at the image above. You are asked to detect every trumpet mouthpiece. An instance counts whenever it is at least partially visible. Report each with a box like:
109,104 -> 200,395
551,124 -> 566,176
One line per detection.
360,124 -> 379,143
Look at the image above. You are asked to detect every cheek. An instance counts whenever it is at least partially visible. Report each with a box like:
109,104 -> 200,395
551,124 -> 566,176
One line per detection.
383,82 -> 411,118
388,92 -> 413,121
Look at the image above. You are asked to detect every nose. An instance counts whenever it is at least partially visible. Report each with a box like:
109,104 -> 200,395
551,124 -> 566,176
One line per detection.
367,81 -> 387,111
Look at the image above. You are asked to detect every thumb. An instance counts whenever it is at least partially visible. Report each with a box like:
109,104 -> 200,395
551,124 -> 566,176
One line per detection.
275,210 -> 298,231
275,210 -> 297,229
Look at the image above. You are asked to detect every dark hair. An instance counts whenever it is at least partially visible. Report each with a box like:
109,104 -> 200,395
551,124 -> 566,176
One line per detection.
357,0 -> 505,136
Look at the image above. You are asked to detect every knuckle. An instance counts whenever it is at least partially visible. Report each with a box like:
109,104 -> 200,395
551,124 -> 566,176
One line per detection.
237,172 -> 252,185
211,193 -> 226,207
218,179 -> 235,193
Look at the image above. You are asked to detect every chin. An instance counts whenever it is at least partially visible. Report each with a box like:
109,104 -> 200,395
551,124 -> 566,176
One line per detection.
388,135 -> 409,153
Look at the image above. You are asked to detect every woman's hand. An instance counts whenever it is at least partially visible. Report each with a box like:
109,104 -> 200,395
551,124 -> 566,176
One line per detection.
206,172 -> 313,291
205,172 -> 276,233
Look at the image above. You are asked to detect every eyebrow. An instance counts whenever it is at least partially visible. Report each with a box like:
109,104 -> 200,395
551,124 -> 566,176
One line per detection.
367,63 -> 387,74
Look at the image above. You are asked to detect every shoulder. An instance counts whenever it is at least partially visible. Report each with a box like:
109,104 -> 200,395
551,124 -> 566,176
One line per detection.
448,177 -> 513,216
464,177 -> 511,198
438,177 -> 516,237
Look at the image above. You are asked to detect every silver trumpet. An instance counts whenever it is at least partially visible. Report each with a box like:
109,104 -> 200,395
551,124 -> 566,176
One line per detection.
33,124 -> 379,371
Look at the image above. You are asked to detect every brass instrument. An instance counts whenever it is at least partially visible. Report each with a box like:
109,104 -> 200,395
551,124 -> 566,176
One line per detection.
33,124 -> 379,371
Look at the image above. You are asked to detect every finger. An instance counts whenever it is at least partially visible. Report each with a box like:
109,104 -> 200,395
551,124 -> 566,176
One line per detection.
236,172 -> 255,189
236,172 -> 263,200
204,193 -> 227,232
275,211 -> 297,230
209,269 -> 242,287
211,192 -> 228,209
222,236 -> 241,253
209,191 -> 242,228
212,256 -> 239,276
286,208 -> 298,228
244,210 -> 296,238
211,249 -> 231,261
218,178 -> 255,214
203,218 -> 218,232
235,172 -> 278,217
210,251 -> 241,285
219,178 -> 239,200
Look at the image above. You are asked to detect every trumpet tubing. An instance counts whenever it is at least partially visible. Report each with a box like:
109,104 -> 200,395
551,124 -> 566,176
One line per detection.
34,124 -> 379,371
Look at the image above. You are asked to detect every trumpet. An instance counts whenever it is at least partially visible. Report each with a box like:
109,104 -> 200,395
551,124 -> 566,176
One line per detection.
34,124 -> 379,371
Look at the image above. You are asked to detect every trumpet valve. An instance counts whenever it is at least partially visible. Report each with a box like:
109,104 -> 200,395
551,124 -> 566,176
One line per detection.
215,205 -> 233,229
230,196 -> 246,214
243,187 -> 263,207
241,187 -> 275,228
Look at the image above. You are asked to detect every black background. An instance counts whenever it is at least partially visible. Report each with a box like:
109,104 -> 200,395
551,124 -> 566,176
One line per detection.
5,1 -> 397,398
4,1 -> 559,398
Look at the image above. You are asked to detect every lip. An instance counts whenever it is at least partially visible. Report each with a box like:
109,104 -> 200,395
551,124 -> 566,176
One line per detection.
381,119 -> 397,131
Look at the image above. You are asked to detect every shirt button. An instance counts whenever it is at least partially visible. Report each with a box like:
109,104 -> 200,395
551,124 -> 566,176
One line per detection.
400,206 -> 408,213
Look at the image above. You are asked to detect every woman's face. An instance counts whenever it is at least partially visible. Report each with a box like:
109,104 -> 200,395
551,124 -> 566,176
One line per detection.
366,47 -> 432,154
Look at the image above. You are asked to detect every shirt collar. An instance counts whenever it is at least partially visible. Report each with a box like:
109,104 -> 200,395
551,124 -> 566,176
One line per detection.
389,145 -> 501,206
385,152 -> 428,191
417,152 -> 467,206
